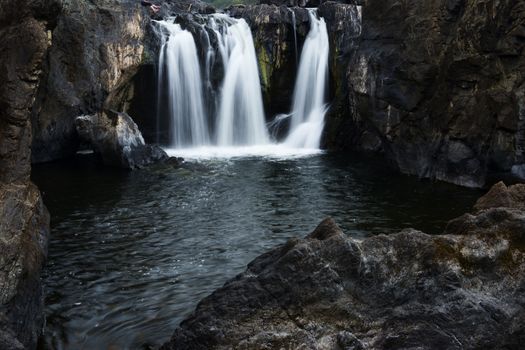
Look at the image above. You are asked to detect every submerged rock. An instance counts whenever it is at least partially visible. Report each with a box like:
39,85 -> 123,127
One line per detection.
75,111 -> 168,169
162,182 -> 525,349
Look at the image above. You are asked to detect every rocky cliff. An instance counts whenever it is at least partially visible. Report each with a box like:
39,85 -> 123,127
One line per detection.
30,0 -> 149,163
0,0 -> 58,348
321,0 -> 525,188
162,181 -> 525,349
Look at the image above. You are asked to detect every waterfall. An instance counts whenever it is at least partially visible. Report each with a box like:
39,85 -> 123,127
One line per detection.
156,16 -> 269,149
157,19 -> 210,148
288,8 -> 298,65
155,11 -> 330,157
284,10 -> 329,149
212,15 -> 270,146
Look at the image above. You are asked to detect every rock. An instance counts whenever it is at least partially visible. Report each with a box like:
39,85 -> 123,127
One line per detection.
31,0 -> 149,163
473,181 -> 525,212
0,183 -> 50,350
162,183 -> 525,349
0,1 -> 57,347
259,0 -> 327,7
75,111 -> 168,169
160,0 -> 216,16
512,164 -> 525,181
0,2 -> 56,183
320,0 -> 525,188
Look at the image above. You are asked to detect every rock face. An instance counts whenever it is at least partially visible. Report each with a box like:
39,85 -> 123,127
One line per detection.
75,111 -> 168,169
320,0 -> 525,188
0,0 -> 57,348
162,182 -> 525,349
31,0 -> 149,163
0,184 -> 50,350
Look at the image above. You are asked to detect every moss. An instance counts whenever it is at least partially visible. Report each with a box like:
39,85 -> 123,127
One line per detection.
257,46 -> 272,93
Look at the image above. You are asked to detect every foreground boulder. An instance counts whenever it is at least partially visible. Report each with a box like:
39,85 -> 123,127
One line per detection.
75,111 -> 168,169
163,182 -> 525,349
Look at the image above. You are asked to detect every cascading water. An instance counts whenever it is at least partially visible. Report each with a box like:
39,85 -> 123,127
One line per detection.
155,10 -> 330,156
212,15 -> 270,146
288,8 -> 299,65
156,15 -> 269,149
284,10 -> 329,149
157,19 -> 210,147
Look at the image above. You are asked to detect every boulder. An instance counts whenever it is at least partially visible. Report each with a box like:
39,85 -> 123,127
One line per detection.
162,182 -> 525,349
75,111 -> 168,169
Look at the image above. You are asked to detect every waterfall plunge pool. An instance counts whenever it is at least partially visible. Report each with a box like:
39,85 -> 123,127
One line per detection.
33,152 -> 480,349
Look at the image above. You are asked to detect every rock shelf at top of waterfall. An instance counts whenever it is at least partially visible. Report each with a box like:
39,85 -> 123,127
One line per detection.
154,10 -> 329,158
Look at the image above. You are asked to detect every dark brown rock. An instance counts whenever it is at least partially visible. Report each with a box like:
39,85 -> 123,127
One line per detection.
473,181 -> 525,212
162,183 -> 525,349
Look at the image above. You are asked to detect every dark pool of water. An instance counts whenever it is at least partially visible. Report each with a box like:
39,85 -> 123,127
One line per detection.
32,152 -> 481,349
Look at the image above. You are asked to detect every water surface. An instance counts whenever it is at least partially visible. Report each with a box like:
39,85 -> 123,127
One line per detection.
32,152 -> 480,349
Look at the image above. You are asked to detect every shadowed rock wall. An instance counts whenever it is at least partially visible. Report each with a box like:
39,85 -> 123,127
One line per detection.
0,0 -> 58,348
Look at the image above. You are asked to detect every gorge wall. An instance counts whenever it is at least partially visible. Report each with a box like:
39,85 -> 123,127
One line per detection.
0,0 -> 59,348
30,0 -> 149,163
322,0 -> 525,188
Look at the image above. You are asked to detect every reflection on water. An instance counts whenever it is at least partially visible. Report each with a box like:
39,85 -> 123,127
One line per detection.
32,152 -> 480,349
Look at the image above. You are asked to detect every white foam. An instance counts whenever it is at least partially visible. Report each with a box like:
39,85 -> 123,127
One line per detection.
164,145 -> 323,160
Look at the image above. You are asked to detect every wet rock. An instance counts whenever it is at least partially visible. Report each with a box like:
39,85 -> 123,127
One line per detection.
75,111 -> 168,169
0,1 -> 57,347
321,0 -> 525,188
31,0 -> 149,163
159,0 -> 216,16
473,181 -> 525,212
162,183 -> 525,349
0,183 -> 50,350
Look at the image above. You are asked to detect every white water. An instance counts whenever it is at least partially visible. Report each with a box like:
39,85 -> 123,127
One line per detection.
165,145 -> 322,160
285,10 -> 330,149
288,8 -> 299,65
157,16 -> 270,149
211,15 -> 270,146
157,11 -> 330,158
157,19 -> 210,147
